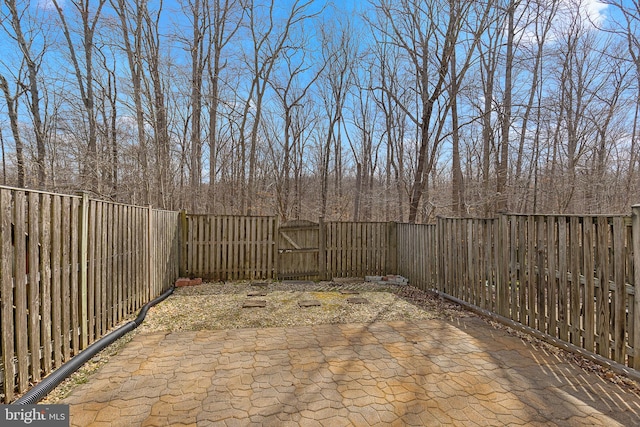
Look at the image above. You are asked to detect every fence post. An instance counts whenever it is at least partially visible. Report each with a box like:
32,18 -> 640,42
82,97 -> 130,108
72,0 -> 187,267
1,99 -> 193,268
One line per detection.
632,205 -> 640,368
78,192 -> 89,349
387,221 -> 397,274
148,206 -> 154,298
497,213 -> 509,317
179,210 -> 187,277
274,216 -> 280,280
319,217 -> 327,281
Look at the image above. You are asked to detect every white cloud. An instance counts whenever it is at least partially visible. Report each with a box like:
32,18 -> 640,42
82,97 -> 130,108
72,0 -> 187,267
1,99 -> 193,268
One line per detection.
36,0 -> 63,11
581,0 -> 608,26
516,0 -> 609,46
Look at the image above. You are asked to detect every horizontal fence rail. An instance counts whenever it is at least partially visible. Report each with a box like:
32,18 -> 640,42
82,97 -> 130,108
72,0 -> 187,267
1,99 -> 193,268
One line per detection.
0,187 -> 179,403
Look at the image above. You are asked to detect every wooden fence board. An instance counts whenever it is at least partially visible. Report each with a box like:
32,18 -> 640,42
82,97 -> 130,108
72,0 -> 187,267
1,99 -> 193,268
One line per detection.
547,217 -> 557,337
613,217 -> 626,363
570,217 -> 581,347
119,205 -> 125,322
1,190 -> 15,401
27,193 -> 41,383
516,216 -> 526,325
596,217 -> 610,358
88,201 -> 96,343
105,203 -> 113,330
583,217 -> 595,353
39,194 -> 52,374
70,198 -> 80,355
95,202 -> 104,338
558,218 -> 568,341
61,197 -> 71,362
498,215 -> 508,318
632,206 -> 640,368
51,196 -> 62,369
97,201 -> 106,333
468,221 -> 477,306
14,192 -> 28,393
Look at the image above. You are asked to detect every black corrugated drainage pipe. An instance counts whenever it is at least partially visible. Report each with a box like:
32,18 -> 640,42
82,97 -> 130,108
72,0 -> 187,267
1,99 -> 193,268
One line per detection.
13,286 -> 175,405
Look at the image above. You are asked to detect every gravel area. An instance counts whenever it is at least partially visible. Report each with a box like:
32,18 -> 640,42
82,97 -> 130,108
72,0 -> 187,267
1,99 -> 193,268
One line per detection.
136,279 -> 466,333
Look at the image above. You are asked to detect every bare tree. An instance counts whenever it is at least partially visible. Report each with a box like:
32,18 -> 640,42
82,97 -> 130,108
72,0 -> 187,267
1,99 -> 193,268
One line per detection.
0,72 -> 25,186
513,0 -> 558,212
206,0 -> 242,212
347,67 -> 380,221
52,0 -> 107,192
174,0 -> 209,212
268,44 -> 323,221
316,16 -> 356,219
2,0 -> 48,186
370,0 -> 484,223
94,47 -> 120,199
238,0 -> 317,215
600,0 -> 640,201
112,0 -> 150,204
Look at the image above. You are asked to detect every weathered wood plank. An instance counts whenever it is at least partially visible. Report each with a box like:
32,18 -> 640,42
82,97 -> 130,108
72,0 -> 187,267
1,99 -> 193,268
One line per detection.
60,197 -> 71,361
70,198 -> 80,355
27,192 -> 41,383
14,192 -> 28,392
509,216 -> 518,320
95,202 -> 104,336
105,203 -> 113,330
51,195 -> 62,368
583,216 -> 595,353
517,216 -> 527,325
613,217 -> 626,364
87,201 -> 96,343
596,217 -> 610,358
468,221 -> 476,306
39,194 -> 52,374
558,217 -> 568,342
536,216 -> 546,333
79,193 -> 89,349
632,205 -> 640,368
569,217 -> 581,347
1,189 -> 15,401
547,217 -> 557,338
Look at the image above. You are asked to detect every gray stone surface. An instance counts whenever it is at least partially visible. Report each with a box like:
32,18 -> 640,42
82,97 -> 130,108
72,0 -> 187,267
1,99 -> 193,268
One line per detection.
61,317 -> 640,426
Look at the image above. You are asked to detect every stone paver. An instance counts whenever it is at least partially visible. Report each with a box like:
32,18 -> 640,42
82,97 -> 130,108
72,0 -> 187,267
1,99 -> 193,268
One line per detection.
61,316 -> 640,426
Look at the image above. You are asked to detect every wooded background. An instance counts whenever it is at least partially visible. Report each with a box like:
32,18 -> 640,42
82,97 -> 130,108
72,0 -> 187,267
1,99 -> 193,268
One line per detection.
0,0 -> 638,223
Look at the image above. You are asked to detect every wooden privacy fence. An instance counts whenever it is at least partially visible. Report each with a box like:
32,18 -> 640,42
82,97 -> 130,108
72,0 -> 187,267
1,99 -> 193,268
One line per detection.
0,187 -> 180,402
5,202 -> 640,401
180,214 -> 277,280
180,215 -> 394,281
396,223 -> 437,289
398,210 -> 640,371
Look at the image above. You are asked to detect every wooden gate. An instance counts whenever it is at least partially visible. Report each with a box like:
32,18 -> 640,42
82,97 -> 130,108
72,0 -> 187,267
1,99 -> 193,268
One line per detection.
278,220 -> 320,280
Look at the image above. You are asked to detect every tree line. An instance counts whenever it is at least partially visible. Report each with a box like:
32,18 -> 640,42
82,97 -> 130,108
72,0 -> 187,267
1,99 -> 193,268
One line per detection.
0,0 -> 638,223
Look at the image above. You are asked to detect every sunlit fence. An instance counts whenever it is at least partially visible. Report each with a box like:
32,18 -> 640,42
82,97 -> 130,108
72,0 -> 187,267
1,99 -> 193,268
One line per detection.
398,211 -> 640,371
0,186 -> 179,402
3,188 -> 639,402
